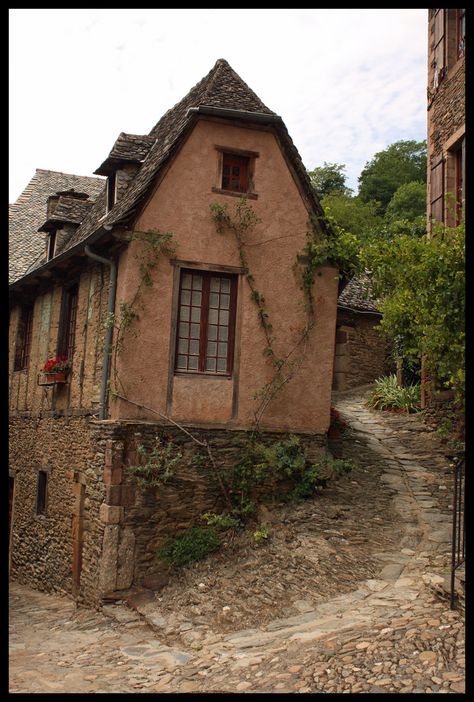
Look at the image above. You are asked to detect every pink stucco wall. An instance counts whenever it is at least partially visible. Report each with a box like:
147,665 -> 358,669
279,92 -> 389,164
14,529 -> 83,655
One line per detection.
111,118 -> 339,433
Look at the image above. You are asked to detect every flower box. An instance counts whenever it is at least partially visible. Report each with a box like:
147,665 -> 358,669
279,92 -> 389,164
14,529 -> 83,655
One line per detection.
45,372 -> 68,383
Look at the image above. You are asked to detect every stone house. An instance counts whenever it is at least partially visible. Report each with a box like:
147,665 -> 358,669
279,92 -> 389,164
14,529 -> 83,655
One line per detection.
427,8 -> 465,233
424,8 -> 465,403
333,276 -> 393,391
9,59 -> 340,605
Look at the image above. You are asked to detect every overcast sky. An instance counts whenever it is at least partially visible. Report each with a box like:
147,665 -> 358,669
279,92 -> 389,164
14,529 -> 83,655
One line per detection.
9,8 -> 428,203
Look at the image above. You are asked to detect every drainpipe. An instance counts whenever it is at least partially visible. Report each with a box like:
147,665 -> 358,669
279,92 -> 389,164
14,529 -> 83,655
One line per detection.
84,244 -> 117,420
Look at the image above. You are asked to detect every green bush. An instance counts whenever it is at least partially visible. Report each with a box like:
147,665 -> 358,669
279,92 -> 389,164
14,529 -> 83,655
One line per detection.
158,526 -> 220,567
366,375 -> 421,413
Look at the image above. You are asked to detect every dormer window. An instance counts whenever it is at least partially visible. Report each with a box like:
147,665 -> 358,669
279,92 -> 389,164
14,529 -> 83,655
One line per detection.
106,172 -> 116,213
47,230 -> 57,261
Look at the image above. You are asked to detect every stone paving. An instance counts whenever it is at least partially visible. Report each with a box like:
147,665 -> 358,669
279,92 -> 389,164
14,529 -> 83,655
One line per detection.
9,387 -> 465,693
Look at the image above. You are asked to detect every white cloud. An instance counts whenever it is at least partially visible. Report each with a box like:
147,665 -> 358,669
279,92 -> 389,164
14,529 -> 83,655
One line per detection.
9,8 -> 427,201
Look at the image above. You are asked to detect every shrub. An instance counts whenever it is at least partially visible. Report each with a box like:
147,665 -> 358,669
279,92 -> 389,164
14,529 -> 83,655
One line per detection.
366,375 -> 421,413
201,511 -> 241,531
158,526 -> 220,567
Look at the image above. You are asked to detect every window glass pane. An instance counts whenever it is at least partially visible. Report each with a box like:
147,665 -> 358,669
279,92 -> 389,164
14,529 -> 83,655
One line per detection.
179,322 -> 189,338
180,306 -> 190,321
182,274 -> 192,289
209,309 -> 218,325
207,341 -> 217,356
218,326 -> 228,341
177,355 -> 187,369
193,275 -> 202,290
218,342 -> 228,357
191,307 -> 201,323
189,339 -> 199,355
206,358 -> 216,372
217,358 -> 227,372
192,291 -> 202,306
181,290 -> 191,305
190,323 -> 200,339
220,279 -> 230,293
210,292 -> 219,308
219,310 -> 229,325
210,277 -> 220,292
208,324 -> 218,340
178,338 -> 188,354
188,357 -> 198,370
220,294 -> 230,310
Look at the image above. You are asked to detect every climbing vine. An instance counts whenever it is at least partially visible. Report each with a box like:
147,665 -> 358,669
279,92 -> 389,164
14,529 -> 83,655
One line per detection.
210,198 -> 361,431
108,228 -> 177,397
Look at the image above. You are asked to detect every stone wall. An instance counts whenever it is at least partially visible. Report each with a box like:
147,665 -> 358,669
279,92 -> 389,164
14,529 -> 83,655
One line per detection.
9,415 -> 105,603
91,420 -> 327,601
333,310 -> 394,391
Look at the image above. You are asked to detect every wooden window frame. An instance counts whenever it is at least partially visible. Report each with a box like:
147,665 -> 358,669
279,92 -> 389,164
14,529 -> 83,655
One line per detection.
458,8 -> 465,59
36,470 -> 48,516
106,172 -> 116,213
454,138 -> 465,225
433,9 -> 445,88
174,269 -> 238,376
57,283 -> 79,361
430,158 -> 445,225
13,305 -> 34,371
212,146 -> 259,199
47,230 -> 57,261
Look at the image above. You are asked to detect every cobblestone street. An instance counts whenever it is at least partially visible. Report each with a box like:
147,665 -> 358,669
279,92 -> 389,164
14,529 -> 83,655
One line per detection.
9,388 -> 465,694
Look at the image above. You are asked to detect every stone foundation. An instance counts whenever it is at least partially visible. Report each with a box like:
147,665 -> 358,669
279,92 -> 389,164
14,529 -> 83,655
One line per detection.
10,414 -> 326,606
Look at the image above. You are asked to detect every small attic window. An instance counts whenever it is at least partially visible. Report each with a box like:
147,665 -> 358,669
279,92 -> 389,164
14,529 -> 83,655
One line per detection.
47,230 -> 57,261
106,172 -> 116,213
222,153 -> 249,193
212,147 -> 259,199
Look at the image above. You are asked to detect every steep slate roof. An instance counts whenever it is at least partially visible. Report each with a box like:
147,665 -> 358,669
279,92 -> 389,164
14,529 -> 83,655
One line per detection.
94,133 -> 157,175
9,169 -> 104,283
337,273 -> 381,315
13,59 -> 330,285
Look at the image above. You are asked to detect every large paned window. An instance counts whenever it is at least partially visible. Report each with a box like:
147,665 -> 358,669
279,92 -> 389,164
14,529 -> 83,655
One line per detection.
175,269 -> 237,375
13,305 -> 34,371
57,283 -> 78,361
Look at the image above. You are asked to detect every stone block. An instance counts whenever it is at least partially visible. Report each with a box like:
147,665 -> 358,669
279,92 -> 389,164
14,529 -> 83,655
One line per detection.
100,503 -> 124,524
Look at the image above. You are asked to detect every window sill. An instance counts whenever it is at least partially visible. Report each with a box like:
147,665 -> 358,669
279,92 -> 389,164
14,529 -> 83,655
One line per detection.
211,187 -> 258,200
174,371 -> 233,380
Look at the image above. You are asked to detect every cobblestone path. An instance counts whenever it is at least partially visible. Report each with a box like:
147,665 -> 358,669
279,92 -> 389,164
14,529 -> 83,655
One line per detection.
9,388 -> 465,693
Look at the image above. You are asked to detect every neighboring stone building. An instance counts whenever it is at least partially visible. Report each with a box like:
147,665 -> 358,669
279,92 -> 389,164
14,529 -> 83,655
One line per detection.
9,59 -> 340,605
424,9 -> 465,404
333,275 -> 393,391
427,8 -> 465,233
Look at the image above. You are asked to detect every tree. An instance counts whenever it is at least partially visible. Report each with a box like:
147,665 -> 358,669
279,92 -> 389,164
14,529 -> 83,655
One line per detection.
385,181 -> 427,223
358,140 -> 427,215
362,222 -> 465,402
308,162 -> 351,198
321,193 -> 383,244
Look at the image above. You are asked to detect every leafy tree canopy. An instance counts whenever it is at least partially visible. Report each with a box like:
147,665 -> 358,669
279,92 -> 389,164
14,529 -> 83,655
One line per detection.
385,181 -> 427,223
362,222 -> 465,401
308,162 -> 352,198
358,140 -> 427,214
321,193 -> 383,244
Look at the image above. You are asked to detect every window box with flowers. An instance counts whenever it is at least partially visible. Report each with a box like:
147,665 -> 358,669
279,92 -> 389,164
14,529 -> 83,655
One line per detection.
39,357 -> 71,385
